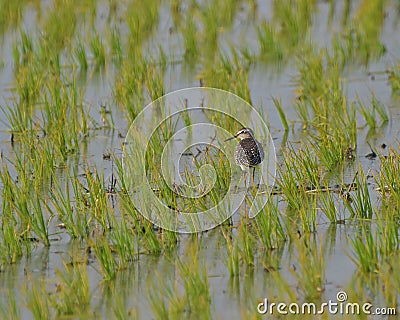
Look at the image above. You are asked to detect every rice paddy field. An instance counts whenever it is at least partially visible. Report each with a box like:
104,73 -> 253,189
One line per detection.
0,0 -> 400,319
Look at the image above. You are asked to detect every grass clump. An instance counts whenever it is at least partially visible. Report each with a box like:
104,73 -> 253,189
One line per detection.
50,262 -> 91,317
0,0 -> 28,32
200,48 -> 251,102
41,0 -> 77,52
25,277 -> 51,320
344,169 -> 374,219
74,41 -> 88,71
90,32 -> 106,69
291,235 -> 325,301
357,94 -> 389,129
351,0 -> 386,63
0,0 -> 399,318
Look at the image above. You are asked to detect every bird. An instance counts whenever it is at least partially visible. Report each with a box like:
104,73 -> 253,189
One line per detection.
225,128 -> 264,184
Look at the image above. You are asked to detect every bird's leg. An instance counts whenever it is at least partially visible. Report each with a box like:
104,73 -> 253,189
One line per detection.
242,170 -> 249,220
243,170 -> 248,191
252,166 -> 256,187
235,170 -> 245,193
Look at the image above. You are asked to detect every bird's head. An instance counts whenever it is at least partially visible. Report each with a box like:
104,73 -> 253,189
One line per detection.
225,128 -> 254,141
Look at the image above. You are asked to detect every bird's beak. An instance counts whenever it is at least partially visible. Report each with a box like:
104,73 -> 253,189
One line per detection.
224,135 -> 236,142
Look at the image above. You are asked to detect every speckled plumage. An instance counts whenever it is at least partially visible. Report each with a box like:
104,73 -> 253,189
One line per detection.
230,128 -> 264,171
234,138 -> 264,170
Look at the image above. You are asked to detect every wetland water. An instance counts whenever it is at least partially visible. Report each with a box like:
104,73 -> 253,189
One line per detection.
0,0 -> 399,319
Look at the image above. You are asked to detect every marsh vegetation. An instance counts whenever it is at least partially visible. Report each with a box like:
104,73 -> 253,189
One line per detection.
0,0 -> 399,318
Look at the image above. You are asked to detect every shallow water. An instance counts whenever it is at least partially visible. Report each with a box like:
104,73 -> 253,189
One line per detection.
0,0 -> 399,319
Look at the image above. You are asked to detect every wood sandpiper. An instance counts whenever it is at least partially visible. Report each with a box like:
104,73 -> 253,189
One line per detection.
225,128 -> 264,184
